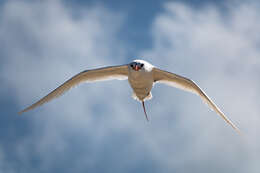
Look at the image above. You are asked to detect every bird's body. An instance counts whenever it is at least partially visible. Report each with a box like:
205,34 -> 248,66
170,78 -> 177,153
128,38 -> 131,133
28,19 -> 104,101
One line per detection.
19,59 -> 240,133
128,61 -> 154,101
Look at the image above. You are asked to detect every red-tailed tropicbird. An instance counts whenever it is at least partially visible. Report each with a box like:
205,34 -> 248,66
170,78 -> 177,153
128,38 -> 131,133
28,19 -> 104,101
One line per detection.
19,60 -> 240,133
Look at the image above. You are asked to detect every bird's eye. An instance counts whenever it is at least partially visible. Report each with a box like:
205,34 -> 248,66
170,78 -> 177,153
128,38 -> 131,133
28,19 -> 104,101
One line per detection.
140,64 -> 144,67
130,64 -> 133,67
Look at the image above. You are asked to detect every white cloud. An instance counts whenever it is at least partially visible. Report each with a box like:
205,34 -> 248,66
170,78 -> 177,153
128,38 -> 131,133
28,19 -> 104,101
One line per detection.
0,0 -> 139,171
1,0 -> 260,172
140,2 -> 260,172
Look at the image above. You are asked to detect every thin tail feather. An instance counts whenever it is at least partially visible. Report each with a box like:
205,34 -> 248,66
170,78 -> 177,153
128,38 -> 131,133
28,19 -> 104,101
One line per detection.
142,101 -> 149,121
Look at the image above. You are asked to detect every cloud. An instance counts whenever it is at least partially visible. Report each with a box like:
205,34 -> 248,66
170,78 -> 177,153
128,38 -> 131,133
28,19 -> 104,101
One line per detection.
0,147 -> 15,173
0,0 -> 141,172
140,2 -> 260,172
1,0 -> 260,172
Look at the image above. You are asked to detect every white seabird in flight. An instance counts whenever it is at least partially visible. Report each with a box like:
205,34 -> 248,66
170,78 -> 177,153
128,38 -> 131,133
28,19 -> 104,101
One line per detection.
19,59 -> 240,133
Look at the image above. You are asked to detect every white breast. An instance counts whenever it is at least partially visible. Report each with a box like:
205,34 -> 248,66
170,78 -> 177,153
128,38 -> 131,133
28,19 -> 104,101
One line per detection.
128,69 -> 154,101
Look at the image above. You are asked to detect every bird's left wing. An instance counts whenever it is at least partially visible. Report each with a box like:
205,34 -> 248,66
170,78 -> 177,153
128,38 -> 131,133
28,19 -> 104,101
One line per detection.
152,67 -> 240,133
19,65 -> 129,114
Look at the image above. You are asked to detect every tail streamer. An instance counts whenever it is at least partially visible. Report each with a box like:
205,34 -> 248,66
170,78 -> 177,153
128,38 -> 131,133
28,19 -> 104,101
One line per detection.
142,101 -> 149,121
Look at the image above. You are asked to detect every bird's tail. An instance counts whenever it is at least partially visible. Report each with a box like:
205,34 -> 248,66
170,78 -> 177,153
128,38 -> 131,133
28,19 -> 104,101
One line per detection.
142,101 -> 149,121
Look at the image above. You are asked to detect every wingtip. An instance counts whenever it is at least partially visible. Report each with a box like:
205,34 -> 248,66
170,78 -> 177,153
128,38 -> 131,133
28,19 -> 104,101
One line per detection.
229,122 -> 242,135
234,127 -> 242,135
18,110 -> 24,115
18,108 -> 28,115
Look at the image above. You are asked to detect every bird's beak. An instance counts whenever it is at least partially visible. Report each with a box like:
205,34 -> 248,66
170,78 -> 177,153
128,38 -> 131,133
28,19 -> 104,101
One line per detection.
134,65 -> 140,71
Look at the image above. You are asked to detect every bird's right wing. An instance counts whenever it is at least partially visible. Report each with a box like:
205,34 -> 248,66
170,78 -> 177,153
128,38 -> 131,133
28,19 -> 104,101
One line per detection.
19,65 -> 129,114
152,67 -> 240,134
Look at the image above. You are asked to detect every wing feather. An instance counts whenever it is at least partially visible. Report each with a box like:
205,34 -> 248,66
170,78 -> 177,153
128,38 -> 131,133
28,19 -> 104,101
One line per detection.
152,68 -> 240,134
19,65 -> 128,114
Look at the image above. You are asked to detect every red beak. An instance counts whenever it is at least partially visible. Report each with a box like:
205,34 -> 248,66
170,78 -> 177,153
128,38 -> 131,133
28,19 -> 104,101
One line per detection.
135,65 -> 140,71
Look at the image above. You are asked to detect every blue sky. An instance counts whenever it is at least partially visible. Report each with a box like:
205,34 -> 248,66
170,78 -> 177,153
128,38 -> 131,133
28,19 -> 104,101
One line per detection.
1,0 -> 260,172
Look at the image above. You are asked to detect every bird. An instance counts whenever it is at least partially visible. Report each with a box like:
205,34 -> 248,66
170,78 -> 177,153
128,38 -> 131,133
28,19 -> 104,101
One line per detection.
19,59 -> 240,133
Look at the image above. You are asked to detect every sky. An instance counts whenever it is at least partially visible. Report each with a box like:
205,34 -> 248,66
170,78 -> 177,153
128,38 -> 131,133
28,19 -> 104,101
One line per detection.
0,0 -> 260,172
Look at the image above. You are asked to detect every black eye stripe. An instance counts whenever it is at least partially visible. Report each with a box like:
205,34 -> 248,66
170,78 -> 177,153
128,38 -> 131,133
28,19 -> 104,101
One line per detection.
130,62 -> 141,68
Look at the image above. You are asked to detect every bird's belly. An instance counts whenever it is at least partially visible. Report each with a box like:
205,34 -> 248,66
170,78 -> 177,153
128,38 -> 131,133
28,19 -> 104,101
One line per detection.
132,87 -> 152,101
128,73 -> 153,101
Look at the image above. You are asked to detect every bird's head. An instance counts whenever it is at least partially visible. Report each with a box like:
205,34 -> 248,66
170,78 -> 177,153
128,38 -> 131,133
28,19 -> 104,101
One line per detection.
129,59 -> 154,72
129,61 -> 144,71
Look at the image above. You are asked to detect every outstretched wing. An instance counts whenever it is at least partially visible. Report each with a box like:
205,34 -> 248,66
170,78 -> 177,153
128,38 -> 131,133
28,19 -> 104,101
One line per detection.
152,67 -> 240,134
19,65 -> 129,114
